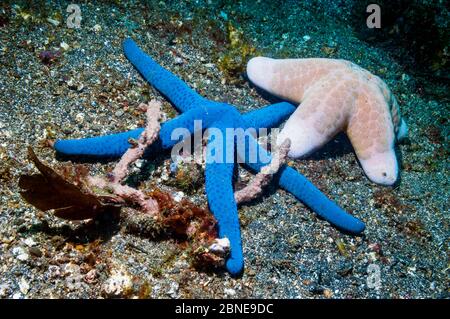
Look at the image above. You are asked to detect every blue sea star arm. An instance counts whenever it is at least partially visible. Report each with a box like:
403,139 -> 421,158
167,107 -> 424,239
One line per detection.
123,38 -> 206,113
238,134 -> 365,234
53,106 -> 213,157
278,166 -> 365,233
53,102 -> 294,157
204,120 -> 243,276
53,128 -> 144,157
242,102 -> 295,131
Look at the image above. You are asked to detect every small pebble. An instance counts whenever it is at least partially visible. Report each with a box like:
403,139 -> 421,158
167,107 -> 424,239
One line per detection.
47,18 -> 60,26
0,284 -> 10,297
75,113 -> 85,124
224,288 -> 236,296
18,277 -> 30,295
173,191 -> 184,202
168,281 -> 179,298
28,247 -> 42,258
135,159 -> 144,169
12,246 -> 29,261
84,269 -> 97,284
323,289 -> 333,298
93,24 -> 102,32
102,264 -> 133,296
60,42 -> 70,51
63,127 -> 73,135
47,265 -> 61,278
23,238 -> 36,247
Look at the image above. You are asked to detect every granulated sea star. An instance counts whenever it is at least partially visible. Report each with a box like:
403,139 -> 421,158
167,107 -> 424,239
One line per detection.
247,57 -> 408,185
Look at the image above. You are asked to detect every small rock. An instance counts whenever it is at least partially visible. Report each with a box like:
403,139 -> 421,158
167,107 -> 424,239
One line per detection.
224,288 -> 236,296
167,281 -> 179,298
91,124 -> 103,132
368,242 -> 381,254
1,129 -> 11,138
174,57 -> 183,65
66,274 -> 84,291
28,247 -> 42,257
63,127 -> 73,135
368,251 -> 377,262
12,246 -> 29,261
66,79 -> 84,91
18,277 -> 30,295
323,289 -> 333,298
93,24 -> 102,32
60,42 -> 70,51
76,83 -> 84,91
47,18 -> 60,26
160,171 -> 169,181
63,262 -> 81,276
209,238 -> 230,255
303,35 -> 311,41
115,110 -> 124,117
430,281 -> 436,290
102,264 -> 133,297
247,269 -> 256,276
23,238 -> 37,247
172,260 -> 189,271
14,218 -> 25,226
47,265 -> 61,278
75,113 -> 85,124
173,191 -> 184,202
84,269 -> 97,284
67,78 -> 77,90
135,159 -> 144,169
0,284 -> 10,297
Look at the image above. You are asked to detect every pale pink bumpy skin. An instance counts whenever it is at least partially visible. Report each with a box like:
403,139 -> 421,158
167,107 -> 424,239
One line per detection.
247,57 -> 408,185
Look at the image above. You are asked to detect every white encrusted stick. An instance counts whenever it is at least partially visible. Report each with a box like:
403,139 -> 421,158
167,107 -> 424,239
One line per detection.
88,101 -> 162,214
235,138 -> 291,204
112,101 -> 161,183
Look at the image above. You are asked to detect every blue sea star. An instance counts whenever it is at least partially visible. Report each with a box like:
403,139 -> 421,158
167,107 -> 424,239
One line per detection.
54,39 -> 365,276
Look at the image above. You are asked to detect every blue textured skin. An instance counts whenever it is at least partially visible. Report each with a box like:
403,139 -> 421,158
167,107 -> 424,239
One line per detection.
54,39 -> 365,276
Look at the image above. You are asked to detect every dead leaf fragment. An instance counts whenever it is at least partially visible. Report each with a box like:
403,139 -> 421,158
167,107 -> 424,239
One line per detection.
19,147 -> 120,220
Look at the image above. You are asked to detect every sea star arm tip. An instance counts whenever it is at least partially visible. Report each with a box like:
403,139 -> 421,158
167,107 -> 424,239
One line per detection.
205,121 -> 244,275
239,134 -> 365,234
123,38 -> 205,113
53,128 -> 144,158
